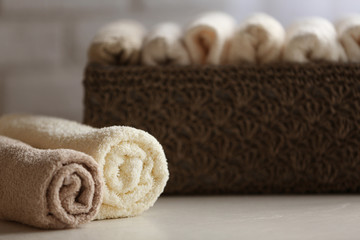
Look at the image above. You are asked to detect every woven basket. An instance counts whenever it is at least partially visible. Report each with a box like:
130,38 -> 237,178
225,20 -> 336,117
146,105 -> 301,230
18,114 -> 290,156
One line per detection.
83,63 -> 360,194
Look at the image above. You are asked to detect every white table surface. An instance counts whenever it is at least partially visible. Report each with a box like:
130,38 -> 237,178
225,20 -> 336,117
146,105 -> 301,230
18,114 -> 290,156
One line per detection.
1,195 -> 360,240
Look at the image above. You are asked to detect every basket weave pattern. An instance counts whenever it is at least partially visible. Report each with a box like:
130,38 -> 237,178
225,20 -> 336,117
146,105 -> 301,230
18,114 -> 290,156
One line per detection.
84,63 -> 360,194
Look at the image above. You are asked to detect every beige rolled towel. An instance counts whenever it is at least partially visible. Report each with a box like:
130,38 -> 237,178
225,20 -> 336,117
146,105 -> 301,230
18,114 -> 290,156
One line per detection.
283,17 -> 346,63
336,15 -> 360,62
87,20 -> 146,65
142,22 -> 190,66
227,13 -> 285,64
0,136 -> 103,229
184,12 -> 236,65
0,114 -> 169,220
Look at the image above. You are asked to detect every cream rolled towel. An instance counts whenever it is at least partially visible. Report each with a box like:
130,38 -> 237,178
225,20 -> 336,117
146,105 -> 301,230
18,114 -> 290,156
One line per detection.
184,12 -> 236,65
227,13 -> 285,64
0,136 -> 103,229
88,20 -> 146,65
142,22 -> 190,66
335,15 -> 360,62
0,114 -> 169,220
283,17 -> 346,63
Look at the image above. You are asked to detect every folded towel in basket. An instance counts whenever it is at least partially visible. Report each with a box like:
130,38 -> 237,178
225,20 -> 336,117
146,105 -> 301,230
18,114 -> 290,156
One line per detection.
184,11 -> 236,65
88,20 -> 146,65
283,17 -> 346,62
0,136 -> 103,229
336,15 -> 360,62
142,22 -> 190,66
0,114 -> 169,220
227,13 -> 285,64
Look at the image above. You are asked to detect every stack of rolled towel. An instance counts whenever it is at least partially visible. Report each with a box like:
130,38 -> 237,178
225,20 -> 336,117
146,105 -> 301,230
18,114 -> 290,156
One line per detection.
88,12 -> 360,66
0,114 -> 169,229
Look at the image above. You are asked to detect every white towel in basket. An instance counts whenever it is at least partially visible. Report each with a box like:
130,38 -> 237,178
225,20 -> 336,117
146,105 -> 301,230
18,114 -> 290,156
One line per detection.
184,12 -> 236,65
142,22 -> 190,66
227,13 -> 285,64
336,15 -> 360,62
283,17 -> 347,63
88,20 -> 146,65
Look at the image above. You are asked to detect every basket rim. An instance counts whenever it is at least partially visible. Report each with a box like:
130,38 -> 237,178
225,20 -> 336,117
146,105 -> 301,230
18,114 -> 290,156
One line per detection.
85,61 -> 360,71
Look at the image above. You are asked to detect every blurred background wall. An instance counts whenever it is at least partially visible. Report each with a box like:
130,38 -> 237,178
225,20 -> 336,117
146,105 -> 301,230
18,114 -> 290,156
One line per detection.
0,0 -> 359,121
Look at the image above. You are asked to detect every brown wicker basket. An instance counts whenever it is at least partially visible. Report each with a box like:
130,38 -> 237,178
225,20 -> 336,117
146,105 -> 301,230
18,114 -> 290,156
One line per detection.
83,62 -> 360,194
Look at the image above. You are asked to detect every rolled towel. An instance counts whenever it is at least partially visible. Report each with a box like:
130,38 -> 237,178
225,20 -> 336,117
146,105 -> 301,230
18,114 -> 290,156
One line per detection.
87,20 -> 146,65
184,11 -> 236,65
0,136 -> 102,229
142,22 -> 190,66
227,13 -> 285,64
0,114 -> 169,220
335,15 -> 360,62
283,17 -> 346,63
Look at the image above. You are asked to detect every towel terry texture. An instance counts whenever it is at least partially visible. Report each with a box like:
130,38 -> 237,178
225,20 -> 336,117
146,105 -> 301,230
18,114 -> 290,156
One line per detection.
88,20 -> 146,65
184,12 -> 236,65
142,22 -> 190,66
227,13 -> 285,64
283,17 -> 346,62
336,15 -> 360,62
0,136 -> 103,229
0,114 -> 169,220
